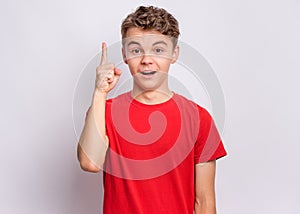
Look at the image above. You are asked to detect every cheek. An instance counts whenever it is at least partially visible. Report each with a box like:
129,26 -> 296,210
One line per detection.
156,59 -> 172,71
127,60 -> 140,73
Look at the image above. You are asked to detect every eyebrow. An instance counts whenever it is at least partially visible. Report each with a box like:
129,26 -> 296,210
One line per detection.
127,41 -> 141,47
126,40 -> 168,47
152,41 -> 168,46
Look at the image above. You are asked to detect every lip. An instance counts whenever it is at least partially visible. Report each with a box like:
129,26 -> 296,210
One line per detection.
140,70 -> 157,78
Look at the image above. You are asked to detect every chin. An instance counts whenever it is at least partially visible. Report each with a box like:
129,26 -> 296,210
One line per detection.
138,84 -> 159,91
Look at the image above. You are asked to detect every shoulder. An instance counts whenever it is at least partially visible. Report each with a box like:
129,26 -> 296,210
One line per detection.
173,93 -> 212,120
106,92 -> 131,106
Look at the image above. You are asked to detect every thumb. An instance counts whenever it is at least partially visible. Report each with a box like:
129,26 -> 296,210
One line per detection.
114,67 -> 122,76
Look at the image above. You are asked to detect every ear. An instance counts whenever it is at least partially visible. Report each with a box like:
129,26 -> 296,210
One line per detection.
171,45 -> 179,64
122,48 -> 128,64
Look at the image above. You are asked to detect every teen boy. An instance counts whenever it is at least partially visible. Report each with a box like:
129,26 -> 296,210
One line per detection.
77,6 -> 227,214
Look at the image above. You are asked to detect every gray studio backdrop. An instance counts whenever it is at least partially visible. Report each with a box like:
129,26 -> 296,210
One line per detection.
1,0 -> 299,213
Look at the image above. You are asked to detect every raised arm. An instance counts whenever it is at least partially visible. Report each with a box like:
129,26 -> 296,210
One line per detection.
194,160 -> 217,214
77,42 -> 121,173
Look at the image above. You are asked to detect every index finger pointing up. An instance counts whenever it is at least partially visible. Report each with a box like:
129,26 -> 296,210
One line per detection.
100,42 -> 108,65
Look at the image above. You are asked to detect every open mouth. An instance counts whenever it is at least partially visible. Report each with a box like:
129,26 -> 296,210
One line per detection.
140,71 -> 157,75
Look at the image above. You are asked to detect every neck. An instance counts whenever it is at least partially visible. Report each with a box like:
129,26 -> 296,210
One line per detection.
131,88 -> 173,105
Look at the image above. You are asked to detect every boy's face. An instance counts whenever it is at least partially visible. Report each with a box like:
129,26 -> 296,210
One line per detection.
122,27 -> 179,92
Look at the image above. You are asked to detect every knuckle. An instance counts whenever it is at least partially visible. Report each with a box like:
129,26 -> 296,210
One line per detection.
96,65 -> 103,71
107,63 -> 115,68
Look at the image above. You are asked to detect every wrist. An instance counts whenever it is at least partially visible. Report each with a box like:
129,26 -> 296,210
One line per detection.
92,89 -> 107,104
93,88 -> 108,97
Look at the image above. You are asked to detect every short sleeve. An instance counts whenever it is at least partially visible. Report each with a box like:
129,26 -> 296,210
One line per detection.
194,107 -> 227,164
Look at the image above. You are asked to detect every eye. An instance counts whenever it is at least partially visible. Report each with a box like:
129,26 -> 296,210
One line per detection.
154,48 -> 164,54
130,48 -> 142,54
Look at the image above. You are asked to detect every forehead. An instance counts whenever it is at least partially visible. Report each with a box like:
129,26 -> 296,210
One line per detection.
123,28 -> 173,46
125,27 -> 163,37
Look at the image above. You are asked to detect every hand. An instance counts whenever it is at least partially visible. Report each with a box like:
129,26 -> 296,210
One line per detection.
95,42 -> 122,94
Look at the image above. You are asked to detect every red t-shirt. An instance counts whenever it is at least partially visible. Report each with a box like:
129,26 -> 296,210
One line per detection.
88,92 -> 227,213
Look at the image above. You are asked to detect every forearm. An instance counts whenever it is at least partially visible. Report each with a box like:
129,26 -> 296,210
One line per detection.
77,90 -> 108,172
194,198 -> 216,214
195,161 -> 217,214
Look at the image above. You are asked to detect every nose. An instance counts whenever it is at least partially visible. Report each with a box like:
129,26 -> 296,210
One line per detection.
141,54 -> 154,65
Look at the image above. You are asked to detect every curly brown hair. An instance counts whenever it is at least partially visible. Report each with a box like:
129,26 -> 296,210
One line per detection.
121,6 -> 180,42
